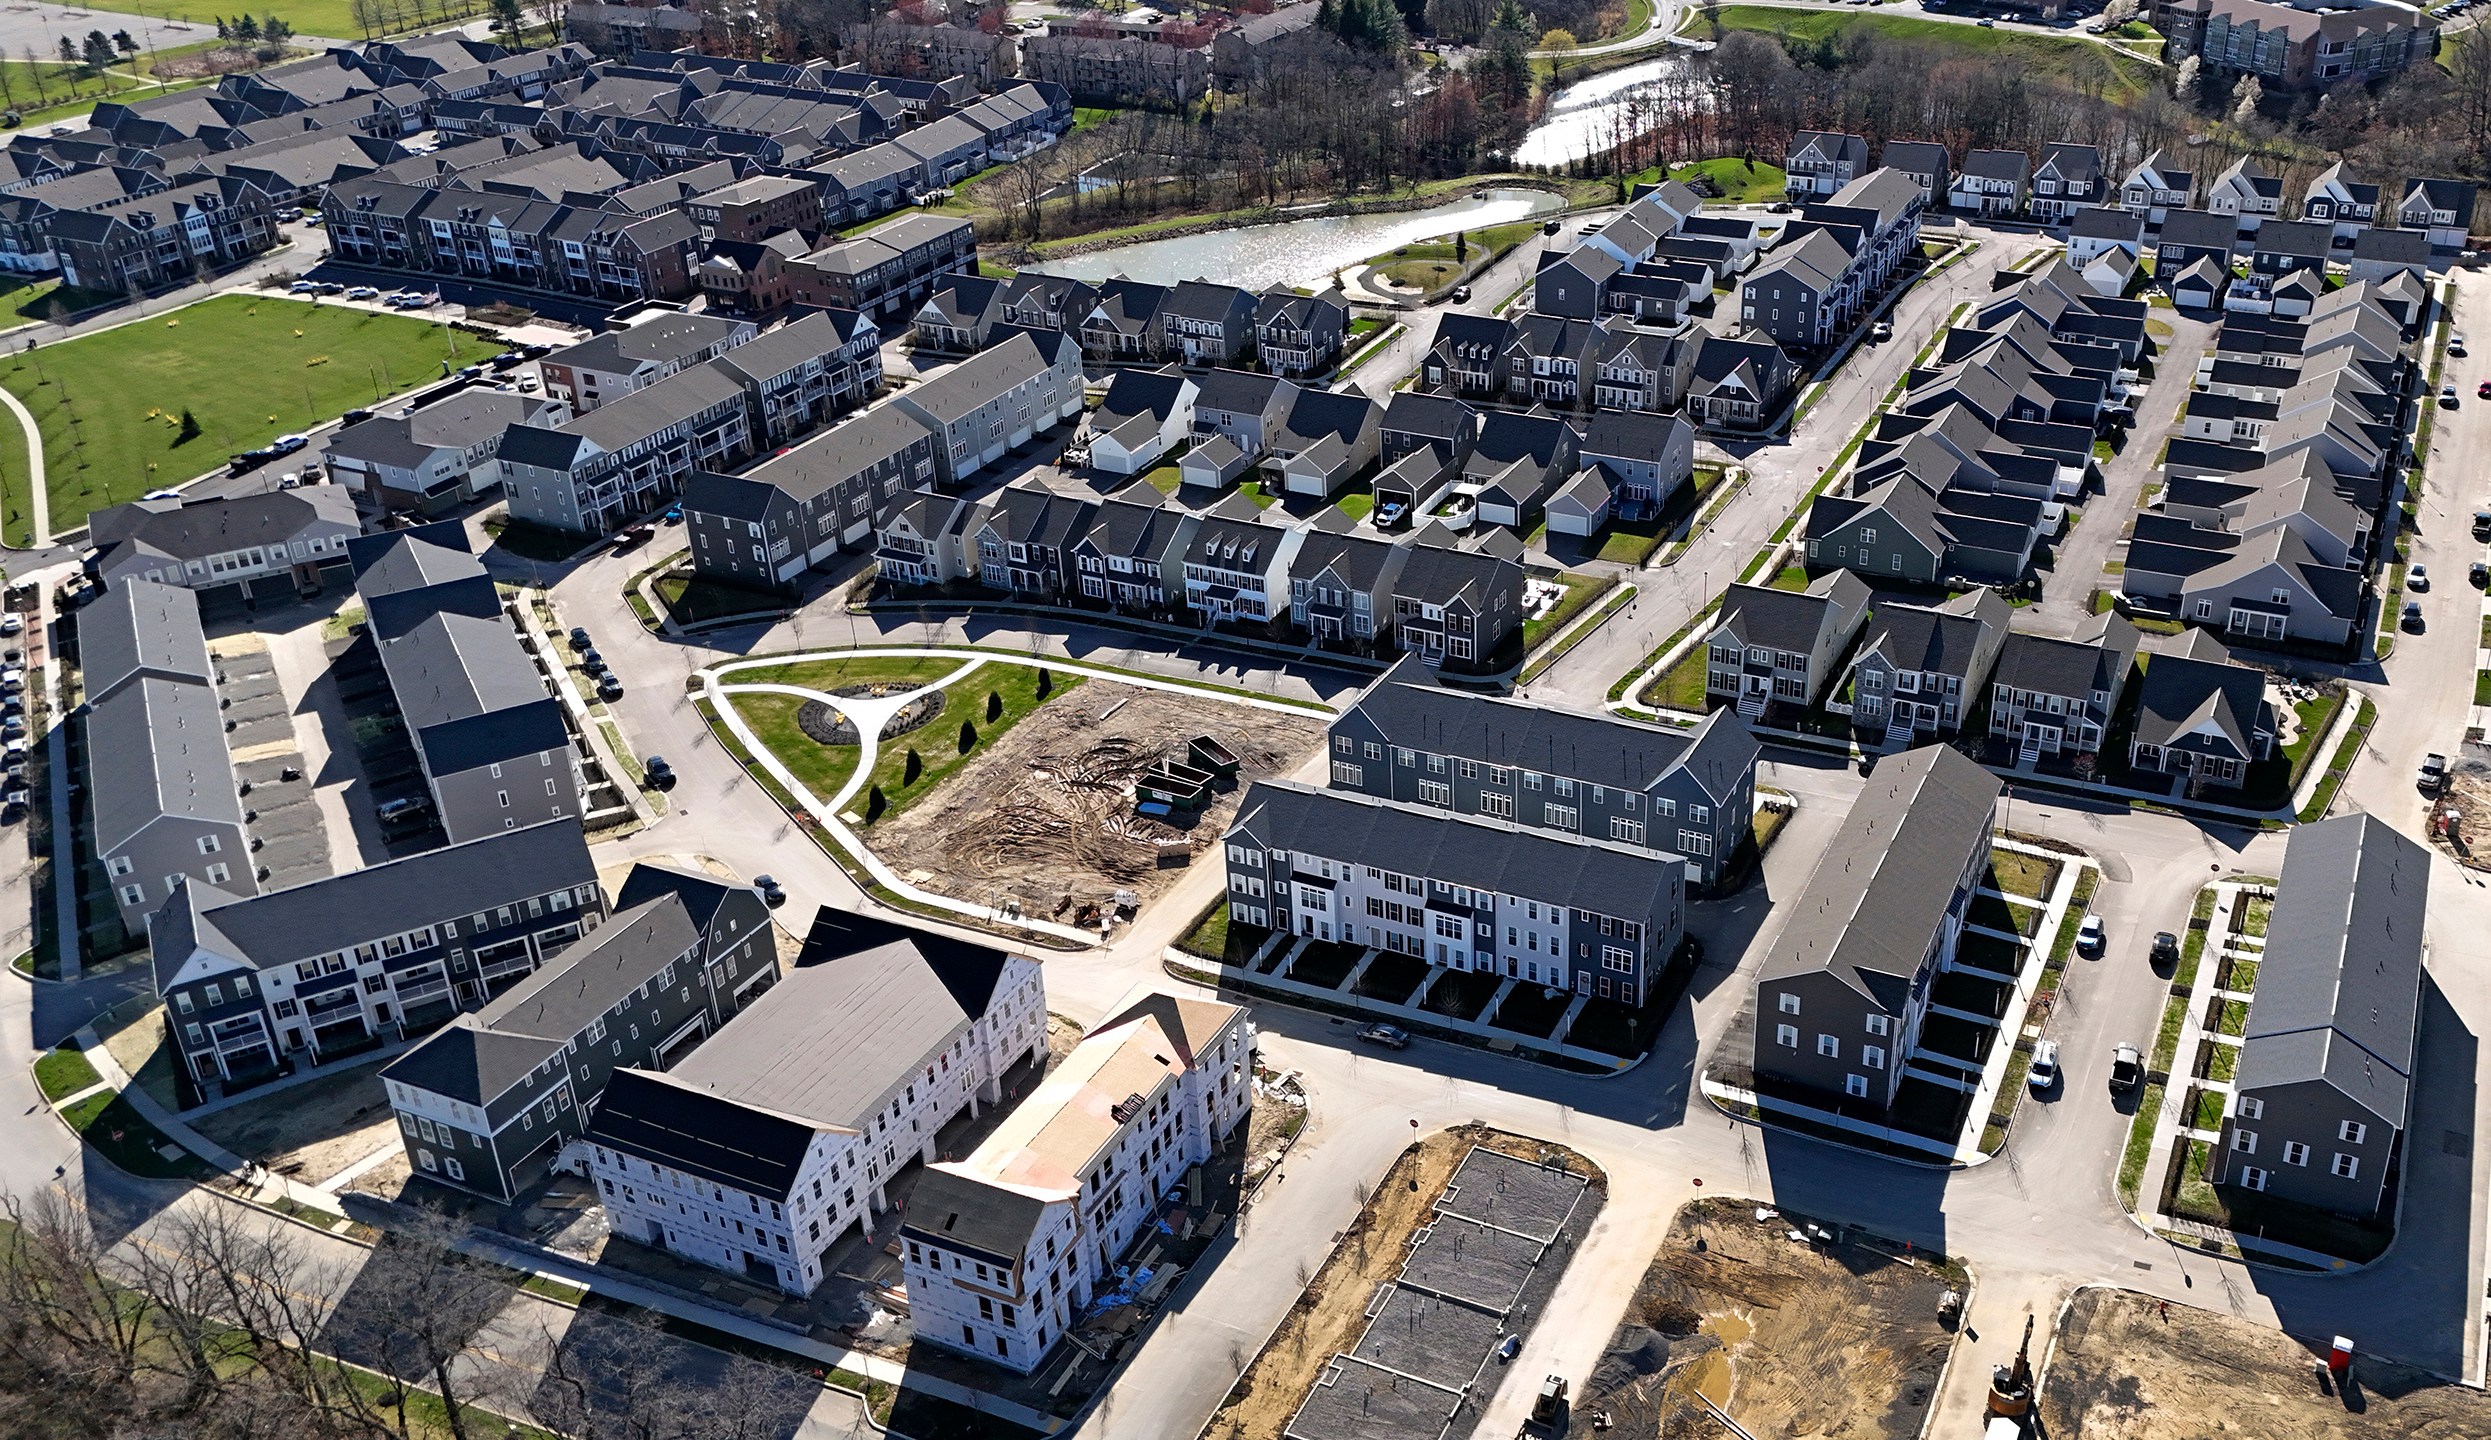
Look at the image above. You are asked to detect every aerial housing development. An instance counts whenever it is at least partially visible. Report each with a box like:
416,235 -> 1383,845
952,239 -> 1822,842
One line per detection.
8,8 -> 2491,1440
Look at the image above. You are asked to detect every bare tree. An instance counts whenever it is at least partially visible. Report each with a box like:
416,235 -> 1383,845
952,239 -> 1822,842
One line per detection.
320,1209 -> 521,1440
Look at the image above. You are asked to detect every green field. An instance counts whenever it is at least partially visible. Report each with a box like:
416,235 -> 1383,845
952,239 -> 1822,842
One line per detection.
0,295 -> 504,543
1654,157 -> 1788,204
83,0 -> 496,43
1700,6 -> 2161,98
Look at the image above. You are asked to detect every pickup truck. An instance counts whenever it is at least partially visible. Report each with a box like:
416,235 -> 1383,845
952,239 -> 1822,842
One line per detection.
2109,1044 -> 2143,1091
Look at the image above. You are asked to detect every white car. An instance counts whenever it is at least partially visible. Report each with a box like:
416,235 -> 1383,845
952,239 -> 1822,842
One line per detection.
345,285 -> 381,300
0,614 -> 19,637
2409,562 -> 2429,591
2076,915 -> 2106,956
289,279 -> 318,294
2026,1039 -> 2060,1092
271,433 -> 310,454
517,374 -> 540,392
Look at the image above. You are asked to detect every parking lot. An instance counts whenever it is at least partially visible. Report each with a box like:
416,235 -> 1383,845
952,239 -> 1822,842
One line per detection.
205,636 -> 333,891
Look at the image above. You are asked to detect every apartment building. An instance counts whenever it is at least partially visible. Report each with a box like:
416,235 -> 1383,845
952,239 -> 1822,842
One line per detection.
2154,0 -> 2435,89
326,388 -> 565,517
1753,745 -> 2000,1106
84,580 -> 256,937
380,868 -> 779,1199
788,212 -> 976,321
539,312 -> 755,413
1987,613 -> 2141,768
890,328 -> 1086,487
684,397 -> 939,592
902,993 -> 1249,1371
2208,813 -> 2426,1217
1224,779 -> 1687,1005
87,487 -> 361,601
1326,656 -> 1759,888
151,821 -> 601,1093
589,909 -> 1050,1296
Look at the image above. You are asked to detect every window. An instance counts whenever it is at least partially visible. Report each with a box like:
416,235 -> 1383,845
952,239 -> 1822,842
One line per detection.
1816,1033 -> 1840,1059
1844,1074 -> 1869,1098
2282,1140 -> 2310,1167
1862,1045 -> 1885,1070
197,834 -> 221,855
1774,1023 -> 1799,1048
2237,1165 -> 2268,1191
2330,1152 -> 2360,1179
2231,1130 -> 2258,1155
1865,1014 -> 1890,1036
2236,1096 -> 2263,1120
1777,992 -> 1800,1015
2337,1120 -> 2368,1145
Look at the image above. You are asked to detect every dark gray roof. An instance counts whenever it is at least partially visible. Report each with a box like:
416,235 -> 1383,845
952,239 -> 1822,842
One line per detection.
1715,570 -> 1869,654
1342,657 -> 1757,802
689,401 -> 931,516
899,331 -> 1071,425
903,1165 -> 1053,1266
86,675 -> 242,853
661,907 -> 1016,1127
585,1068 -> 833,1198
2070,206 -> 2145,243
547,312 -> 745,375
1991,612 -> 2138,698
80,577 -> 213,701
1226,779 -> 1682,918
2157,207 -> 2239,253
2131,631 -> 2267,756
1959,148 -> 2029,183
152,820 -> 596,985
613,860 -> 747,934
472,893 -> 698,1043
1855,590 -> 2006,682
1096,366 -> 1192,427
2235,814 -> 2429,1127
378,1021 -> 562,1109
1757,746 -> 2000,1007
89,487 -> 356,568
2255,219 -> 2333,261
1192,366 -> 1291,417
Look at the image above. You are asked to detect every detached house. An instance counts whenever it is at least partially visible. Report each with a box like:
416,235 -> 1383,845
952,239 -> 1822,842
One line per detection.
2303,162 -> 2379,244
1842,590 -> 2009,749
1786,131 -> 1869,198
1189,368 -> 1298,469
1702,570 -> 1872,720
1256,287 -> 1349,377
2030,143 -> 2104,224
1085,366 -> 1196,476
1181,491 -> 1301,629
1684,331 -> 1796,430
1076,277 -> 1171,362
1950,149 -> 2029,218
2119,151 -> 2195,225
1069,483 -> 1198,614
1987,613 -> 2139,768
1159,278 -> 1259,366
2206,155 -> 2284,235
2398,176 -> 2477,252
1387,525 -> 1524,670
1879,140 -> 1949,206
2127,630 -> 2275,793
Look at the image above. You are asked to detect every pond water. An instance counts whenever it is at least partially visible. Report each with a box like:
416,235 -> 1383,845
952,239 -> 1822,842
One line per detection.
1040,186 -> 1567,289
1513,54 -> 1695,170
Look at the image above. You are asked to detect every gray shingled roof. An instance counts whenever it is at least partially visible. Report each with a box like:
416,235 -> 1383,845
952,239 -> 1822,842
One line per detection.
80,577 -> 213,702
1757,746 -> 2000,1007
2234,813 -> 2428,1126
86,675 -> 242,853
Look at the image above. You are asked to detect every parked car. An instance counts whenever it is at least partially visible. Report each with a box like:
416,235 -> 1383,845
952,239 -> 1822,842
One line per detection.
2441,383 -> 2460,408
579,647 -> 604,671
289,279 -> 318,293
345,286 -> 381,301
1870,319 -> 1893,342
661,504 -> 683,524
568,626 -> 591,650
271,433 -> 310,454
2150,931 -> 2179,968
2475,379 -> 2490,400
2454,332 -> 2469,356
2409,562 -> 2429,591
596,674 -> 623,701
2026,1039 -> 2060,1092
1450,284 -> 1472,302
2403,599 -> 2425,631
0,614 -> 20,637
2075,915 -> 2105,956
275,472 -> 302,489
1356,1023 -> 1411,1050
2475,509 -> 2491,540
611,525 -> 656,551
753,874 -> 786,907
375,795 -> 431,825
2109,1044 -> 2143,1090
645,756 -> 675,789
312,282 -> 344,296
2473,561 -> 2488,588
518,374 -> 539,392
2421,752 -> 2450,793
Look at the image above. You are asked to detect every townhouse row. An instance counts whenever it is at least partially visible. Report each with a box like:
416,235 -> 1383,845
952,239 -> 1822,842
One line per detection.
917,271 -> 1354,379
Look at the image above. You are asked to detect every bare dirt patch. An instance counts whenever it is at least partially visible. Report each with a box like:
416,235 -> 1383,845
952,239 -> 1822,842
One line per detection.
1566,1197 -> 1964,1440
190,1060 -> 401,1187
2042,1287 -> 2491,1439
867,680 -> 1322,921
1205,1123 -> 1603,1440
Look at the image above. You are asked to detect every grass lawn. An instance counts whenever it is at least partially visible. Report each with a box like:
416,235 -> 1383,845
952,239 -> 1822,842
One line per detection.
2279,686 -> 2345,784
862,660 -> 1078,823
1177,901 -> 1246,963
1141,463 -> 1182,495
1767,562 -> 1810,592
2205,1042 -> 2236,1082
59,1088 -> 210,1180
1595,513 -> 1669,564
478,514 -> 585,564
2226,957 -> 2259,993
2239,895 -> 2271,939
1335,492 -> 1374,520
654,569 -> 782,626
2116,1079 -> 2164,1207
731,656 -> 958,693
1967,891 -> 2043,936
1363,219 -> 1540,292
0,295 -> 504,543
726,692 -> 858,804
1643,645 -> 1711,712
1521,572 -> 1607,652
2215,998 -> 2248,1036
34,1043 -> 101,1102
1659,156 -> 1787,204
1421,967 -> 1500,1020
1490,983 -> 1572,1038
1236,479 -> 1281,509
1697,5 -> 2160,99
1987,848 -> 2063,902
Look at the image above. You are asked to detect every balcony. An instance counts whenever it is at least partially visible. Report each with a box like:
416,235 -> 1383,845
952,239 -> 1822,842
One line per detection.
395,976 -> 451,1008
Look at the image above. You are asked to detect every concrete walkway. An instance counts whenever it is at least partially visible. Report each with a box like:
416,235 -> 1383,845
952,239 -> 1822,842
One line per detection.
0,384 -> 47,547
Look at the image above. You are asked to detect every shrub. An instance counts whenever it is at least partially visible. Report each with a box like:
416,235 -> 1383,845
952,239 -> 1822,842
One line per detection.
986,689 -> 1003,722
865,784 -> 886,822
1036,667 -> 1052,698
958,719 -> 977,753
903,748 -> 922,784
174,408 -> 200,444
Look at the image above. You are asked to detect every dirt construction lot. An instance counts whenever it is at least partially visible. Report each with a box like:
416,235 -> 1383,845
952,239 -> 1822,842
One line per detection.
2042,1287 -> 2491,1438
191,1060 -> 401,1187
869,679 -> 1323,920
1566,1197 -> 1964,1440
1205,1124 -> 1602,1440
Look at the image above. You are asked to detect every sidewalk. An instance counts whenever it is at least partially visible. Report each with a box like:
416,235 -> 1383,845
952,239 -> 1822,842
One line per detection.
71,1022 -> 351,1218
